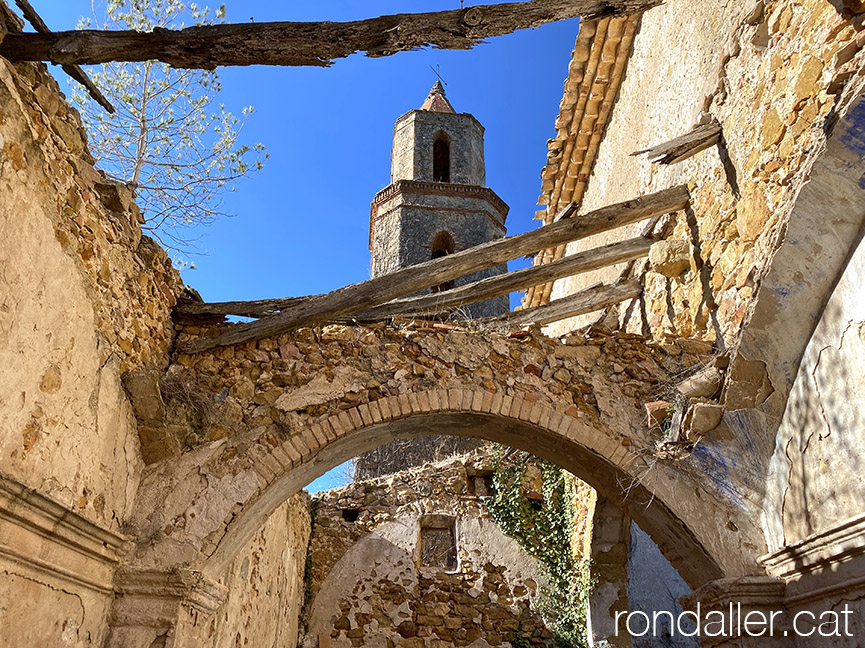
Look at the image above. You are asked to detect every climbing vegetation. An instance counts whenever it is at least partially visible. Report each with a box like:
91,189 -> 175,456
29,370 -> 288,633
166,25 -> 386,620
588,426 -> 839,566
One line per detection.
487,449 -> 593,648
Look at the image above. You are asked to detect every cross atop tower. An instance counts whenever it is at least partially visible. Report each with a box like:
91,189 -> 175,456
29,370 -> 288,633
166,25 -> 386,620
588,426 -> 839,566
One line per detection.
429,64 -> 447,87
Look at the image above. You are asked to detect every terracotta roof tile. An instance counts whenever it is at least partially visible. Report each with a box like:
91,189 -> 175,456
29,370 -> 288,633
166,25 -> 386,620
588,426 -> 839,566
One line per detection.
521,14 -> 641,310
420,80 -> 456,113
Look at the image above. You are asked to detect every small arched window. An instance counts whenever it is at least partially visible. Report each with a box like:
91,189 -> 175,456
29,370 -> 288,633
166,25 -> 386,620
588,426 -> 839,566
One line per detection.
430,231 -> 455,293
433,135 -> 450,183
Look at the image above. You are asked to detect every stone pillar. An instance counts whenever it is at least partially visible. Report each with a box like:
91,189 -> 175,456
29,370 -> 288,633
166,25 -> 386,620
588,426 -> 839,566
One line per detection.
589,496 -> 632,647
679,576 -> 790,648
105,568 -> 227,648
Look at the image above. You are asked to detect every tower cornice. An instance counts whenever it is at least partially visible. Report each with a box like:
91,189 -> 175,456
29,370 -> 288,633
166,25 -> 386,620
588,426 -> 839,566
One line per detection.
369,180 -> 509,251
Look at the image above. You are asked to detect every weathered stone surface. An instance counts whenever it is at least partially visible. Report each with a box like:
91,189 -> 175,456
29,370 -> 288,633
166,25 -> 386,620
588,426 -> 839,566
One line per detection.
0,28 -> 183,646
723,356 -> 773,410
645,400 -> 672,429
214,494 -> 310,648
677,366 -> 724,399
303,451 -> 553,647
649,238 -> 692,277
682,400 -> 724,440
123,371 -> 167,423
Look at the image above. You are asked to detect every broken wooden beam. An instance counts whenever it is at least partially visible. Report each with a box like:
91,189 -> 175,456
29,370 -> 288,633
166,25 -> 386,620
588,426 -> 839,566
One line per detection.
347,236 -> 654,321
178,186 -> 688,352
1,0 -> 663,69
12,0 -> 115,113
631,119 -> 721,165
183,235 -> 653,320
481,280 -> 643,329
175,295 -> 310,318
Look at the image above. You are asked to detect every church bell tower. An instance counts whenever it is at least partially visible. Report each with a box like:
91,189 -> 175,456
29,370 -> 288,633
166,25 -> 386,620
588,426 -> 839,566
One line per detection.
368,81 -> 509,318
356,83 -> 509,480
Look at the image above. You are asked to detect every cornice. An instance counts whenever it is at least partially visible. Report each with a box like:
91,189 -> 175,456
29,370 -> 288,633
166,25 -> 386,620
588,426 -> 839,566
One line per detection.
0,472 -> 133,594
369,180 -> 509,250
761,513 -> 865,580
114,568 -> 229,614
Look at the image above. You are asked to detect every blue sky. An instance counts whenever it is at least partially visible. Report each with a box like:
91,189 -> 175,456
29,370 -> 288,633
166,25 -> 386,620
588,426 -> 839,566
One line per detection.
32,1 -> 579,492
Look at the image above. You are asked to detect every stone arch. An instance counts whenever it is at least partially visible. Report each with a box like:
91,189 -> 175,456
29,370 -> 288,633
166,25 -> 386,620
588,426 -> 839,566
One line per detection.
126,390 -> 730,592
125,324 -> 767,611
194,391 -> 725,587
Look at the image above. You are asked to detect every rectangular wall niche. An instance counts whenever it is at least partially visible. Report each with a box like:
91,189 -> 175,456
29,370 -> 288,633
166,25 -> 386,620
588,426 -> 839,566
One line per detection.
418,514 -> 457,571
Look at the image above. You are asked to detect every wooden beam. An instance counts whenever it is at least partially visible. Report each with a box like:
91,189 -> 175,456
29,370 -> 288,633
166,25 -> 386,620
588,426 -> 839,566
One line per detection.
180,235 -> 652,320
631,120 -> 721,165
482,280 -> 643,329
178,185 -> 688,352
176,295 -> 309,318
12,0 -> 114,113
1,0 -> 662,69
347,236 -> 654,321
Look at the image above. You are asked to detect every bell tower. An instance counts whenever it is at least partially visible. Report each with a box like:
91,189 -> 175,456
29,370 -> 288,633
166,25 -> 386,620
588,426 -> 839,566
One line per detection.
357,83 -> 509,480
368,81 -> 509,318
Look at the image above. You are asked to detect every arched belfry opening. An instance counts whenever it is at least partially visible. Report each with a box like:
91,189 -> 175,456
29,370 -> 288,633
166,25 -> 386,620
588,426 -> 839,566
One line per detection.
430,230 -> 455,293
433,133 -> 451,182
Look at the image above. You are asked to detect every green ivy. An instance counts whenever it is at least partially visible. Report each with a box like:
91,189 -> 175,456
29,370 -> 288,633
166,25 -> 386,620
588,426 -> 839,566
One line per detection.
487,450 -> 592,648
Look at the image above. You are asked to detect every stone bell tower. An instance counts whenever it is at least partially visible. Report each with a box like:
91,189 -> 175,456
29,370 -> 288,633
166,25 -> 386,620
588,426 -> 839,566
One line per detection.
356,83 -> 509,480
368,81 -> 509,319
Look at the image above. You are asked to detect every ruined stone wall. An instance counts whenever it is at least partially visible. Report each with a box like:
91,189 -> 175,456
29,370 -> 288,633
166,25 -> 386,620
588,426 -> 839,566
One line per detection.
0,4 -> 186,645
214,493 -> 311,648
0,19 -> 183,533
547,0 -> 861,348
539,1 -> 865,638
303,452 -> 553,648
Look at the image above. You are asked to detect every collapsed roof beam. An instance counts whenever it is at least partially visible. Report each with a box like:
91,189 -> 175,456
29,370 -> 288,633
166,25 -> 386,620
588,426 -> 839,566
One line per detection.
0,0 -> 662,69
344,236 -> 654,322
481,280 -> 643,328
178,236 -> 654,321
178,185 -> 689,353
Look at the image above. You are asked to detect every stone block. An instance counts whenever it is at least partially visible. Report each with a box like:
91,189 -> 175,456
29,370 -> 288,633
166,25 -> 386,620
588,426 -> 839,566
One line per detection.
122,370 -> 166,423
723,356 -> 774,410
649,239 -> 691,277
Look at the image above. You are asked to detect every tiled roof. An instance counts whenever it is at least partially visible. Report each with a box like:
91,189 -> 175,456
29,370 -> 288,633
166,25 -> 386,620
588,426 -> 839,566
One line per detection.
421,80 -> 456,113
522,15 -> 641,309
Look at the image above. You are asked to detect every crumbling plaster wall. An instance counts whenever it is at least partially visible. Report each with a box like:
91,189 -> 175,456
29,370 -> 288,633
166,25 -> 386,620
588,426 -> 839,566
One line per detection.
548,0 -> 859,346
0,34 -> 183,536
214,493 -> 311,648
303,454 -> 552,648
0,5 -> 185,645
764,182 -> 865,548
543,0 -> 865,569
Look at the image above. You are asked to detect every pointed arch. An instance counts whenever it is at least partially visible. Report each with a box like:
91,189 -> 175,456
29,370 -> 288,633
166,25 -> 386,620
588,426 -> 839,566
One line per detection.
433,131 -> 451,182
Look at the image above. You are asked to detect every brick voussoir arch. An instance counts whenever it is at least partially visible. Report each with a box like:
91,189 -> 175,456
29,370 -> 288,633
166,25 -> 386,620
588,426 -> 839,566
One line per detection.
125,324 -> 765,594
202,386 -> 721,588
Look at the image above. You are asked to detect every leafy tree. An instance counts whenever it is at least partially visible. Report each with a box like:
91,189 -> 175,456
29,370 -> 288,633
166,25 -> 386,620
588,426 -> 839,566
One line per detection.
73,0 -> 267,251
